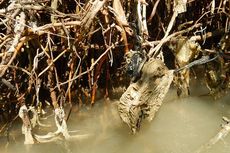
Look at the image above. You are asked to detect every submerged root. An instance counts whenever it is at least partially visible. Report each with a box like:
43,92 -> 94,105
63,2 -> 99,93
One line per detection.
19,105 -> 91,144
34,132 -> 62,143
54,107 -> 70,139
34,130 -> 91,143
29,106 -> 51,128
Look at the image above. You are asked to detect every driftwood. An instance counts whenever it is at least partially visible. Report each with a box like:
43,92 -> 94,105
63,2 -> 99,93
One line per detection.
118,59 -> 174,134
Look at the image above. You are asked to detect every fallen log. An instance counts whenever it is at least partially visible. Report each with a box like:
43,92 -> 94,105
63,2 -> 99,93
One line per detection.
118,59 -> 174,134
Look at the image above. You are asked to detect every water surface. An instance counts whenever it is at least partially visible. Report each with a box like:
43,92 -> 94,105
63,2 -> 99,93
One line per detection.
1,83 -> 230,153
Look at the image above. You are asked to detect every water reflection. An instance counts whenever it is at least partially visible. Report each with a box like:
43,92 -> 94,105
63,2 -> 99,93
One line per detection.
1,87 -> 230,153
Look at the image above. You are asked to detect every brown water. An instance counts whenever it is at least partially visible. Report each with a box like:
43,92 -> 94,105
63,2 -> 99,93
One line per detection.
1,83 -> 230,153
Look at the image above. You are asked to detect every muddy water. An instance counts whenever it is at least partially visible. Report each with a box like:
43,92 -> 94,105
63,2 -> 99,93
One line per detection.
1,83 -> 230,153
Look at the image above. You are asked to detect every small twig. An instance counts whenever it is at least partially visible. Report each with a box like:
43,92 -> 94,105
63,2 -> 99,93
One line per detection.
34,20 -> 81,32
147,0 -> 160,22
148,23 -> 202,57
0,9 -> 20,26
0,12 -> 27,78
38,49 -> 69,77
148,11 -> 178,57
64,42 -> 82,100
0,65 -> 31,76
56,43 -> 117,88
0,36 -> 33,77
108,6 -> 129,53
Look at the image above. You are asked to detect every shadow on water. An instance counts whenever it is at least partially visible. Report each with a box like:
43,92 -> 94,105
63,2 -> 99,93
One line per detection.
1,81 -> 230,153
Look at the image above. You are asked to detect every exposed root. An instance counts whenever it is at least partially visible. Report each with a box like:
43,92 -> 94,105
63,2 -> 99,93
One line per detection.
18,105 -> 35,144
54,107 -> 70,139
19,105 -> 90,144
29,106 -> 51,128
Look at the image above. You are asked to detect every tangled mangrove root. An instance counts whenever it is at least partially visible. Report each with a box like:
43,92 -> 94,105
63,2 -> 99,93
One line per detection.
0,0 -> 230,141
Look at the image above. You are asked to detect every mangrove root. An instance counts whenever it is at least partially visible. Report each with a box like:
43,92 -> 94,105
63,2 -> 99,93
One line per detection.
18,105 -> 35,144
19,105 -> 90,144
